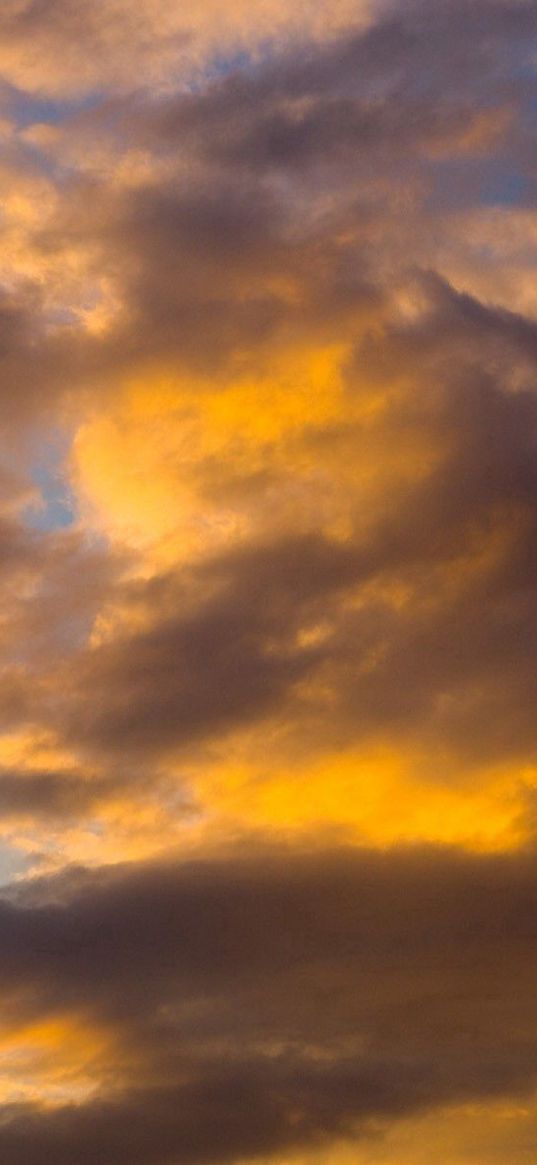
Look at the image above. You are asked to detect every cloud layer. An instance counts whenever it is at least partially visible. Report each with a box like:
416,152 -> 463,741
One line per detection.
0,1 -> 535,1162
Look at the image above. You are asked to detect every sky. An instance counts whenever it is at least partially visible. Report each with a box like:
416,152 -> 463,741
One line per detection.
0,0 -> 536,1161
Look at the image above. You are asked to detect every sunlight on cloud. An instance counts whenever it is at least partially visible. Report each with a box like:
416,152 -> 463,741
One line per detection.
0,0 -> 376,97
187,744 -> 537,852
71,346 -> 349,568
273,1094 -> 537,1165
0,1014 -> 109,1106
0,0 -> 535,1160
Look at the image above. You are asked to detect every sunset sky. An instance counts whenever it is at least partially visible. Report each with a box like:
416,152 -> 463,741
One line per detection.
0,1 -> 536,1162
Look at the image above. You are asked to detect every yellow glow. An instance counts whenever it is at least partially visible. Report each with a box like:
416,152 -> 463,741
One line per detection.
261,1094 -> 537,1165
193,747 -> 535,852
0,729 -> 79,773
72,346 -> 348,567
0,1014 -> 110,1106
71,343 -> 444,593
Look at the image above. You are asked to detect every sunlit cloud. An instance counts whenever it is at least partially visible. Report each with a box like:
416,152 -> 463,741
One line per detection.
0,0 -> 534,1161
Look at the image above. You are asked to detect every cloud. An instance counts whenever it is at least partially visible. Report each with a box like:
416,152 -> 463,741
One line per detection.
1,844 -> 537,1161
0,0 -> 374,98
0,1 -> 535,1160
57,273 -> 537,777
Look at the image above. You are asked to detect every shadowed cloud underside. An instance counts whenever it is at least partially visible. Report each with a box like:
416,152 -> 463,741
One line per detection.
0,1 -> 535,1162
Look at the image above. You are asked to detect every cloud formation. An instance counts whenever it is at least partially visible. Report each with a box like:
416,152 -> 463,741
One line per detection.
0,0 -> 535,1162
2,845 -> 537,1162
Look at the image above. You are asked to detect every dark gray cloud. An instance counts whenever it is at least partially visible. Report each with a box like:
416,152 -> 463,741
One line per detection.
65,533 -> 360,754
0,0 -> 534,417
2,844 -> 537,1162
0,509 -> 124,750
0,768 -> 111,818
127,0 -> 535,210
13,0 -> 532,407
